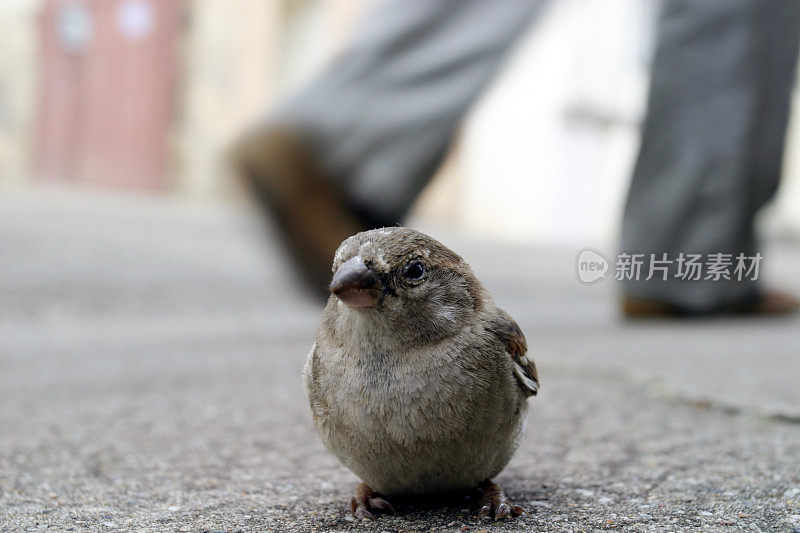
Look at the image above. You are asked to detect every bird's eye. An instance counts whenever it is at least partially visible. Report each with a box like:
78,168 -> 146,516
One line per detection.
401,260 -> 426,282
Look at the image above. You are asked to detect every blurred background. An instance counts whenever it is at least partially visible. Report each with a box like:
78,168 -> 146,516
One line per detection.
3,0 -> 800,246
3,1 -> 800,531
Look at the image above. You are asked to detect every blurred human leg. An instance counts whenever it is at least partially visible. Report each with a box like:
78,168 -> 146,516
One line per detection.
232,0 -> 546,294
272,0 -> 546,225
621,0 -> 800,315
747,1 -> 800,208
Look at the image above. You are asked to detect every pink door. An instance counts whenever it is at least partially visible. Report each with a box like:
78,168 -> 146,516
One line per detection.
36,0 -> 182,190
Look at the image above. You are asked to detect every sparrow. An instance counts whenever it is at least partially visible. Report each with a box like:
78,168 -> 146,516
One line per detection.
304,227 -> 539,520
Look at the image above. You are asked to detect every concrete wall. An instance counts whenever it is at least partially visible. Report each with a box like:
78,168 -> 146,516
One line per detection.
0,0 -> 40,186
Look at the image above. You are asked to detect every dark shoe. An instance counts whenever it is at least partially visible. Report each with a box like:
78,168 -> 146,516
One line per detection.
230,125 -> 378,296
728,289 -> 800,315
621,289 -> 800,318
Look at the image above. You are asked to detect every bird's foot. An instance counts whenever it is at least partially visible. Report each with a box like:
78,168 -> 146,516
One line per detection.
350,482 -> 395,520
477,479 -> 527,521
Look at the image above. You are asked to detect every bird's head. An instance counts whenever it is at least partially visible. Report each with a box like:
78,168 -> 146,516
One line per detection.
328,227 -> 486,340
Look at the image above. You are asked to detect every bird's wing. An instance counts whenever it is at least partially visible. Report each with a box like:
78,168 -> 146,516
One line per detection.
489,309 -> 539,397
304,342 -> 329,419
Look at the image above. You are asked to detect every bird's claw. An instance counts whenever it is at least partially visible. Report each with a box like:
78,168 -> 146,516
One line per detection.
351,500 -> 375,520
368,496 -> 396,514
350,483 -> 395,520
477,479 -> 527,521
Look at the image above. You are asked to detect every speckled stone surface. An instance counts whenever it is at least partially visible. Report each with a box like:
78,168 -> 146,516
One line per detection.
2,192 -> 800,532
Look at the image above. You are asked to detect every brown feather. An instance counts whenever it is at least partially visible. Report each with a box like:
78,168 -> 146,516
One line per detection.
489,308 -> 539,396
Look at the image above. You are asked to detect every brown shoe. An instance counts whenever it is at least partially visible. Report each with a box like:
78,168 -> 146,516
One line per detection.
621,289 -> 800,318
230,125 -> 377,296
728,289 -> 800,315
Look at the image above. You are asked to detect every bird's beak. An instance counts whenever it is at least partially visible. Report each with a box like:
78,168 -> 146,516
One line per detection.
330,255 -> 382,308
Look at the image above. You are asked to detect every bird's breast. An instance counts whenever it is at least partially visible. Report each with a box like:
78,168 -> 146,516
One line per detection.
309,339 -> 526,496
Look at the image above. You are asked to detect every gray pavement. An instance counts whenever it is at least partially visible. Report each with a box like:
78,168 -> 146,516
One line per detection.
1,190 -> 800,532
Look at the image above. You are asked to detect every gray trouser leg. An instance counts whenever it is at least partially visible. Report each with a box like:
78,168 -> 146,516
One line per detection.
621,0 -> 800,311
273,0 -> 546,225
